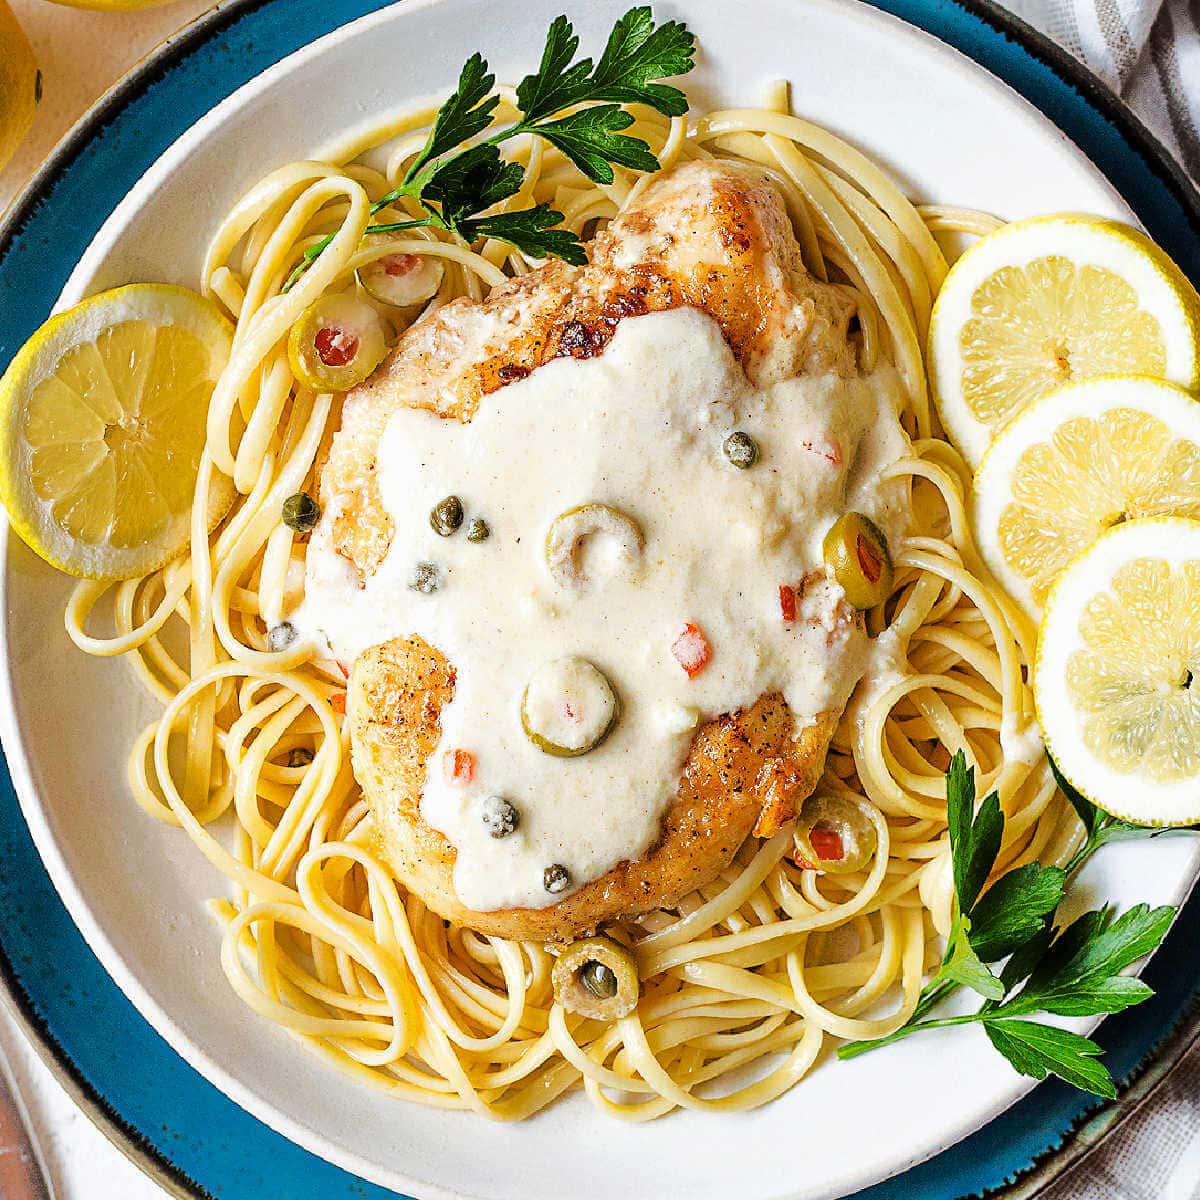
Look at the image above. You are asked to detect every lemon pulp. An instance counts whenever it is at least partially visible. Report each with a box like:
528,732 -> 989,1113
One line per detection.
998,406 -> 1200,606
1065,555 -> 1200,782
960,257 -> 1167,430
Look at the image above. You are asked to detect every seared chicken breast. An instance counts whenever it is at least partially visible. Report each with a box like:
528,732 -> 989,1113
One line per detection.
325,160 -> 862,942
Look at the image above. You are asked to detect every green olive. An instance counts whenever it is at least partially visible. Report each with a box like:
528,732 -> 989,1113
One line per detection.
552,935 -> 640,1020
287,292 -> 388,392
722,430 -> 759,469
430,495 -> 464,537
522,656 -> 618,756
545,502 -> 642,591
282,492 -> 320,532
822,512 -> 894,610
357,238 -> 445,309
793,794 -> 879,874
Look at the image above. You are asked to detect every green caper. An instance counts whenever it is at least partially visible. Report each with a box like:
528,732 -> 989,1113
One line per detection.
481,795 -> 519,838
266,622 -> 297,652
544,863 -> 571,894
466,517 -> 491,543
282,492 -> 320,532
287,747 -> 314,768
722,430 -> 759,469
430,495 -> 464,537
409,561 -> 441,594
552,936 -> 640,1020
793,794 -> 879,875
822,512 -> 893,609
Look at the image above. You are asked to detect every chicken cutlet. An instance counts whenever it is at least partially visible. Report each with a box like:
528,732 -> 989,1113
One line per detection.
298,159 -> 910,942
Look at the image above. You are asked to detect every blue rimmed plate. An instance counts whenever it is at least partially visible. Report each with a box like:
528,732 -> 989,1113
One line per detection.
2,1 -> 1200,1198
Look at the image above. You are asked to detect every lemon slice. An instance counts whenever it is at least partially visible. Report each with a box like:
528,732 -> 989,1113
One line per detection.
1036,516 -> 1200,825
930,214 -> 1200,466
0,284 -> 234,579
973,375 -> 1200,617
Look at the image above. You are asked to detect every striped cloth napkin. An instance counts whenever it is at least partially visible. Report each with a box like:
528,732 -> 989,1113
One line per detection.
1006,0 -> 1199,180
999,4 -> 1200,1195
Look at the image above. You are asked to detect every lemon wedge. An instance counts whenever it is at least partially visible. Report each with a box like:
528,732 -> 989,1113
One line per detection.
973,375 -> 1200,617
1036,516 -> 1200,825
0,285 -> 235,579
930,214 -> 1200,466
0,1 -> 39,173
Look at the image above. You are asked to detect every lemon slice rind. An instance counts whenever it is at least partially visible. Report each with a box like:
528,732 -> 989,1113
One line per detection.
0,284 -> 233,580
1036,515 -> 1200,827
930,214 -> 1200,467
973,374 -> 1200,619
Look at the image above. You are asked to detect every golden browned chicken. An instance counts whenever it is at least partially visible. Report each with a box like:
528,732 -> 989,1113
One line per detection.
327,160 -> 861,942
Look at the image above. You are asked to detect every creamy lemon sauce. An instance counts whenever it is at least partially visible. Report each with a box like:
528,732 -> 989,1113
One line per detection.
298,308 -> 910,911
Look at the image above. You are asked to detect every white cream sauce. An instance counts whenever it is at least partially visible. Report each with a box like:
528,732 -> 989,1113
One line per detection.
298,308 -> 911,911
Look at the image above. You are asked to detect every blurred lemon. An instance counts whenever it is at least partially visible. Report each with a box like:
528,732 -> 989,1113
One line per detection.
0,285 -> 235,579
0,0 -> 40,173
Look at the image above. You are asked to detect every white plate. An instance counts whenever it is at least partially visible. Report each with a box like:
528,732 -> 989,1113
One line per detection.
3,1 -> 1197,1197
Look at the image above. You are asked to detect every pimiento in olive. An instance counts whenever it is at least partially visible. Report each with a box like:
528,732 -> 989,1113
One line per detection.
357,238 -> 445,309
522,657 -> 619,757
267,622 -> 297,652
722,430 -> 759,469
822,512 -> 894,610
282,492 -> 320,532
793,794 -> 879,875
481,795 -> 519,838
287,292 -> 388,392
466,517 -> 491,543
430,495 -> 464,537
552,935 -> 640,1020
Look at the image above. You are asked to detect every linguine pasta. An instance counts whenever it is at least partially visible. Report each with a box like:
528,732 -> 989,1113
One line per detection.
62,84 -> 1079,1119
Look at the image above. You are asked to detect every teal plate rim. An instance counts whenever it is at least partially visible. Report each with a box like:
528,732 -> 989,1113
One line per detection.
1,1 -> 1200,1197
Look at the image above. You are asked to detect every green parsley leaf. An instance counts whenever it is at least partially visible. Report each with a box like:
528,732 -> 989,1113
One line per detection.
515,15 -> 594,122
407,53 -> 500,184
533,105 -> 660,184
460,206 -> 588,265
589,6 -> 695,116
982,1020 -> 1116,1098
946,751 -> 1003,914
969,862 -> 1066,963
424,144 -> 525,227
941,916 -> 1005,999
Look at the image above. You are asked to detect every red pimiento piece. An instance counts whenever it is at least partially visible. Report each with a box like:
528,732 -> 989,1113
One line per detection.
810,824 -> 845,862
857,536 -> 884,586
383,252 -> 420,277
336,659 -> 350,679
779,584 -> 797,623
315,325 -> 360,367
444,748 -> 475,786
671,623 -> 711,677
801,433 -> 843,467
330,692 -> 347,715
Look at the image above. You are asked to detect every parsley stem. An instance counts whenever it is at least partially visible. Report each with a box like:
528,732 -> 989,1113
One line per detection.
837,1014 -> 979,1061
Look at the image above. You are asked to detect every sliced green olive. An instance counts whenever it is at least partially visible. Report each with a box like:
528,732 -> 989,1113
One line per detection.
357,238 -> 445,309
793,794 -> 879,874
545,502 -> 642,591
822,512 -> 894,610
722,430 -> 759,469
430,495 -> 464,537
522,656 -> 618,757
552,935 -> 640,1020
287,292 -> 388,393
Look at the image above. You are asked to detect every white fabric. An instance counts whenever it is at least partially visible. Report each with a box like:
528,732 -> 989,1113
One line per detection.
1,0 -> 1199,1196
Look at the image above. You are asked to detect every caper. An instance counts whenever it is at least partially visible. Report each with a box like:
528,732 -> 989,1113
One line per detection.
287,747 -> 314,768
266,622 -> 297,652
466,517 -> 491,543
481,795 -> 519,838
282,492 -> 320,532
581,960 -> 618,999
793,794 -> 879,875
544,863 -> 571,894
522,657 -> 618,757
430,495 -> 464,537
552,936 -> 640,1020
409,561 -> 441,594
822,512 -> 894,610
722,430 -> 759,469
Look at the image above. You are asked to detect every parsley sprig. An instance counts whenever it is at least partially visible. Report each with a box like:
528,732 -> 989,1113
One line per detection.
285,7 -> 695,289
838,752 -> 1181,1098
